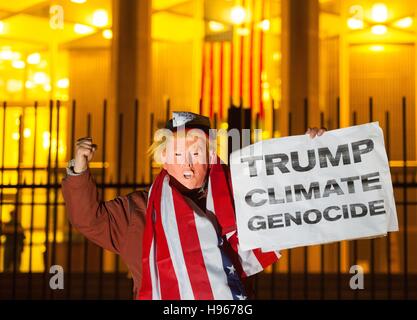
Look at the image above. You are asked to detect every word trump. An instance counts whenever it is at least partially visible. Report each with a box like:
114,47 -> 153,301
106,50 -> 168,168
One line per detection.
241,139 -> 373,177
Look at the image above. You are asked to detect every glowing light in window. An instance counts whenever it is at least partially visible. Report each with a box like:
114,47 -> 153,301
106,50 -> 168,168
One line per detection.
371,3 -> 388,23
102,29 -> 113,39
262,90 -> 270,101
369,45 -> 384,51
43,132 -> 50,149
371,24 -> 387,35
0,47 -> 13,60
259,19 -> 270,31
74,23 -> 95,35
12,60 -> 25,69
347,18 -> 364,29
33,72 -> 48,84
27,53 -> 41,64
273,52 -> 281,61
25,81 -> 34,89
23,128 -> 31,138
92,9 -> 108,27
231,6 -> 246,25
57,78 -> 69,88
209,21 -> 225,32
237,27 -> 249,36
7,79 -> 22,92
394,17 -> 413,28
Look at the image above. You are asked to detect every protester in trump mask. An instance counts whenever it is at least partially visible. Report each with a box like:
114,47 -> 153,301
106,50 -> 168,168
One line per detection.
61,112 -> 325,300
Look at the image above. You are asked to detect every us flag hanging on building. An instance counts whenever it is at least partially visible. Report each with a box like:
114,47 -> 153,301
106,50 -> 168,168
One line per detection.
200,0 -> 278,122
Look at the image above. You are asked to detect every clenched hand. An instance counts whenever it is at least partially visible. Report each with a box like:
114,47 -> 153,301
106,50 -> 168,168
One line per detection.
74,137 -> 97,173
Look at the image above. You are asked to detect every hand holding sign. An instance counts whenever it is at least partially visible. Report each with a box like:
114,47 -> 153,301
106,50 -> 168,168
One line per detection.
230,122 -> 398,252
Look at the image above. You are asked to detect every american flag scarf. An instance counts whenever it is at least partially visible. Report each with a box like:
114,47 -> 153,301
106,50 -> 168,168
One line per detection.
138,160 -> 280,300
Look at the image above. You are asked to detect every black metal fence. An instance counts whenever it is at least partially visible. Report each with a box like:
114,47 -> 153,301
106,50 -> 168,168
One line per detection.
0,97 -> 416,299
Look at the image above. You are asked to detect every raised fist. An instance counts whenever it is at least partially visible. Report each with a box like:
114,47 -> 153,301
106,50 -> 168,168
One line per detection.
73,137 -> 97,173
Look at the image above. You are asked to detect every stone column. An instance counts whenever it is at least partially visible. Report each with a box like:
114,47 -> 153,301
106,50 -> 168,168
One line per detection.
110,0 -> 152,182
281,0 -> 319,136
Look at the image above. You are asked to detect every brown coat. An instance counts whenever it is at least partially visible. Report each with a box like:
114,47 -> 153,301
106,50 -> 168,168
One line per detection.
61,169 -> 148,298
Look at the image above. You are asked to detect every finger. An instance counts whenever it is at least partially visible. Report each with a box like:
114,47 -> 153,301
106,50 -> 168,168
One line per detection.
76,137 -> 92,142
76,139 -> 92,146
76,140 -> 93,146
318,128 -> 325,136
305,127 -> 311,135
309,127 -> 318,138
77,143 -> 93,149
77,146 -> 94,154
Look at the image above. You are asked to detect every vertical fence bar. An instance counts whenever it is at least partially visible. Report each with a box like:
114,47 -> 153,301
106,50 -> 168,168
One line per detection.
303,98 -> 308,299
369,97 -> 375,300
253,112 -> 260,299
336,97 -> 341,300
0,102 -> 6,279
402,96 -> 408,299
131,99 -> 139,297
336,97 -> 340,129
51,100 -> 61,300
133,99 -> 139,188
12,114 -> 24,299
240,104 -> 245,136
166,98 -> 170,123
270,100 -> 278,299
287,111 -> 292,300
99,99 -> 108,299
114,113 -> 124,299
268,249 -> 275,299
352,110 -> 358,300
271,99 -> 275,136
82,112 -> 92,299
214,112 -> 218,130
320,111 -> 325,300
28,101 -> 38,299
336,97 -> 340,128
66,100 -> 76,300
42,100 -> 54,299
385,110 -> 392,300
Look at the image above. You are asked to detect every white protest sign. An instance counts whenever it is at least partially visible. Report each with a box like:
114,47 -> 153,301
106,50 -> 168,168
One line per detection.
230,122 -> 398,252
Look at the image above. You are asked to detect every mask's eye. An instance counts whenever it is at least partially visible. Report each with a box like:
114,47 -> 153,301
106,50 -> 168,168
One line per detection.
175,153 -> 182,156
193,152 -> 199,156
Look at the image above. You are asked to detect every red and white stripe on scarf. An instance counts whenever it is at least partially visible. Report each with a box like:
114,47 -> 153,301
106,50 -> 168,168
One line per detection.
138,160 -> 280,300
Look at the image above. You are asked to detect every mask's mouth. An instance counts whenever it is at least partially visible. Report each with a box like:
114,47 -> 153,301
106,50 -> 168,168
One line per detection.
183,170 -> 194,179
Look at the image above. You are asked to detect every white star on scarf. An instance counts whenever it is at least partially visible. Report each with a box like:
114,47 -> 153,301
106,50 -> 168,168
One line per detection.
236,294 -> 247,300
226,265 -> 236,275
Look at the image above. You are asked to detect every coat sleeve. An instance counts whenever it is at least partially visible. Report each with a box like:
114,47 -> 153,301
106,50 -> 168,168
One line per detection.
61,169 -> 135,254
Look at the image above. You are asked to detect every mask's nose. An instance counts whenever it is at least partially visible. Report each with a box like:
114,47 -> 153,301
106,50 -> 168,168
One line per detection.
185,151 -> 194,168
